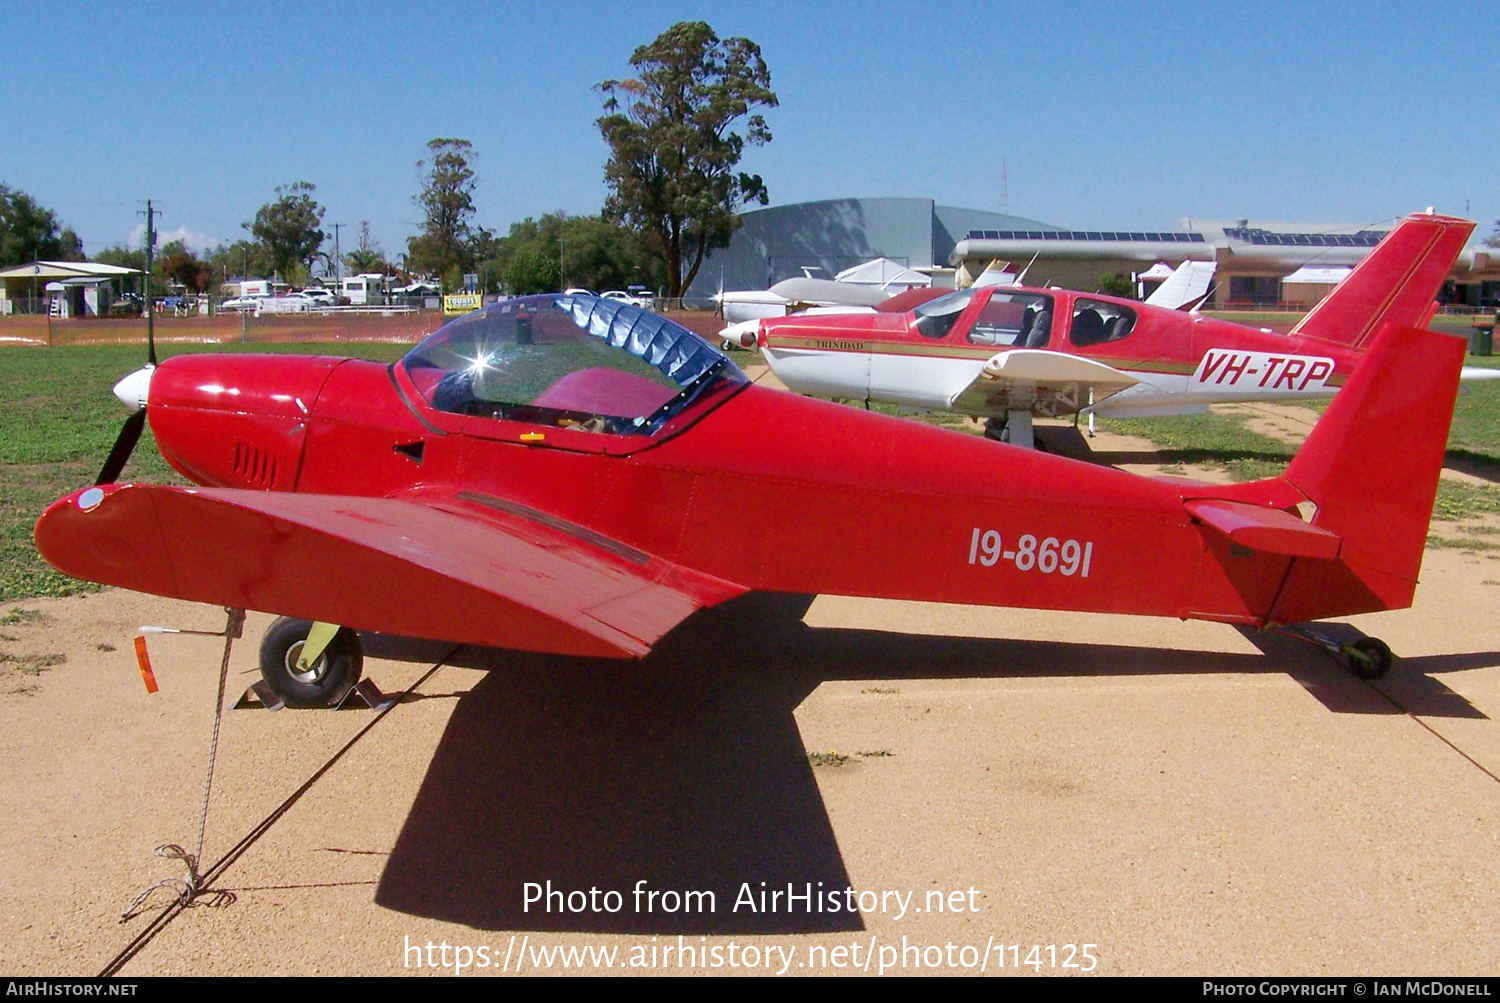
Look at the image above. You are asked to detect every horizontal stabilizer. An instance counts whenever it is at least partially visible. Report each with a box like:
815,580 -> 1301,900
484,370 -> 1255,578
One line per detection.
1184,498 -> 1342,559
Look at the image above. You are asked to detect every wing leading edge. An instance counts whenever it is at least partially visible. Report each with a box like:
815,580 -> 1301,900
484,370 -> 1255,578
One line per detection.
34,484 -> 745,659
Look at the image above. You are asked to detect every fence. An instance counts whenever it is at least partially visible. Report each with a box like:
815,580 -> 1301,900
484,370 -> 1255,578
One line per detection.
0,306 -> 726,347
0,311 -> 444,347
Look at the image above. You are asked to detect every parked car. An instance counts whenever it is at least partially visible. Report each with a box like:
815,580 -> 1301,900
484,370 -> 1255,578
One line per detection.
601,289 -> 653,309
220,296 -> 263,312
296,288 -> 338,309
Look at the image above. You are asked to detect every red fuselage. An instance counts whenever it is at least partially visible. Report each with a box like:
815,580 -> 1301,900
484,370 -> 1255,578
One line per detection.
128,345 -> 1415,635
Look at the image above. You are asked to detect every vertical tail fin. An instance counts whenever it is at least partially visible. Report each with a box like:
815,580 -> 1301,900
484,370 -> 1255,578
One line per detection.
1268,323 -> 1465,622
1290,213 -> 1474,351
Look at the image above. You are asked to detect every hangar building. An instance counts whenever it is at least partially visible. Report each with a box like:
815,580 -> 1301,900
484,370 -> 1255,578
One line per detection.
689,199 -> 1500,309
686,197 -> 1056,295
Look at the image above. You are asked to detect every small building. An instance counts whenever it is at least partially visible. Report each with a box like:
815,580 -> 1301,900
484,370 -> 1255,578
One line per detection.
1279,265 -> 1353,310
0,261 -> 140,315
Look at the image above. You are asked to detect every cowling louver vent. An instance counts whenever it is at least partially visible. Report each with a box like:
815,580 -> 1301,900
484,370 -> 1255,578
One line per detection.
232,441 -> 278,488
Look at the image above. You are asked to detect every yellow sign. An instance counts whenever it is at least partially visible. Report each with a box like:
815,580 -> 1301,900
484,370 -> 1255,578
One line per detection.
442,293 -> 484,315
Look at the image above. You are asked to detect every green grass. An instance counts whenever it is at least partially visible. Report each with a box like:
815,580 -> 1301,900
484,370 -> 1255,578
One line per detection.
1098,410 -> 1295,482
1103,398 -> 1500,537
0,342 -> 406,602
807,751 -> 851,768
1432,480 -> 1500,521
863,400 -> 980,434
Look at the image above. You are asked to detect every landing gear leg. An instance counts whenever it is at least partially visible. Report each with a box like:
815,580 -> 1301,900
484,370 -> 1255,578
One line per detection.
1277,624 -> 1394,680
983,411 -> 1038,449
1006,409 -> 1034,449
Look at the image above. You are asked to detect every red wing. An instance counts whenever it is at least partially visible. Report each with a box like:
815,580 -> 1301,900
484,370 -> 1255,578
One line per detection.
35,484 -> 745,659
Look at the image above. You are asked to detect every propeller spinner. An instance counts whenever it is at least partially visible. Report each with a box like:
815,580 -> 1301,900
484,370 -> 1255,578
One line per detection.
97,365 -> 153,485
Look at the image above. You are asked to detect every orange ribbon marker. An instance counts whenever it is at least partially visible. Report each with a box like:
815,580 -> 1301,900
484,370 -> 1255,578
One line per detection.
133,635 -> 159,694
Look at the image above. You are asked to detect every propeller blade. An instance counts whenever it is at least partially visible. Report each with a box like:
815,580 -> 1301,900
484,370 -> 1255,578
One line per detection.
96,407 -> 146,485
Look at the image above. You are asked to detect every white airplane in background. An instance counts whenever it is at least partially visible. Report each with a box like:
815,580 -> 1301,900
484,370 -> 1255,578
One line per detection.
715,259 -> 932,347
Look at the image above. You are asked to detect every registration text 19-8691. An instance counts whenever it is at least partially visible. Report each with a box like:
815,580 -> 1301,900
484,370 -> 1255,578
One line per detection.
967,529 -> 1093,577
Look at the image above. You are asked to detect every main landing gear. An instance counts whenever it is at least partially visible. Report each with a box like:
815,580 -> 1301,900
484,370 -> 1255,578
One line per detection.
984,409 -> 1039,450
258,617 -> 364,708
1278,624 -> 1394,680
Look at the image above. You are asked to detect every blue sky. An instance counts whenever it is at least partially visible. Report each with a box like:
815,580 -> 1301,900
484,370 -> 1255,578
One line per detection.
2,0 -> 1496,256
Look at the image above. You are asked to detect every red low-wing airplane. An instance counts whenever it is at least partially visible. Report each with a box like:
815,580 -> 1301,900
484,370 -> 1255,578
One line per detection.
744,212 -> 1485,447
35,291 -> 1463,705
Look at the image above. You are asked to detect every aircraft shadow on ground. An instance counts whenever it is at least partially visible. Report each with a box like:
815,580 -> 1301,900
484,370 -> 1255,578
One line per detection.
367,592 -> 1492,934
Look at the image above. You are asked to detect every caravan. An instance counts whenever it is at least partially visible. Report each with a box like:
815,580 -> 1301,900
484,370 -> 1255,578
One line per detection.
341,274 -> 387,306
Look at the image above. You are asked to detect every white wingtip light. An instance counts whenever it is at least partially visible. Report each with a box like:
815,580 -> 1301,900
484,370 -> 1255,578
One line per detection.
113,365 -> 154,409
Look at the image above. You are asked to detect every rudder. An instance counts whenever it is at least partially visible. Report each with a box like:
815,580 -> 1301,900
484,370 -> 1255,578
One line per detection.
1269,323 -> 1465,622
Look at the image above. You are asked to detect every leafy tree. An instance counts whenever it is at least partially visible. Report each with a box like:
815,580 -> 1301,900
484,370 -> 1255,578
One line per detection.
0,183 -> 85,266
208,239 -> 276,282
1487,222 -> 1500,249
407,138 -> 493,286
162,249 -> 214,293
596,21 -> 777,297
481,211 -> 664,294
505,249 -> 560,295
247,182 -> 325,278
1097,273 -> 1136,298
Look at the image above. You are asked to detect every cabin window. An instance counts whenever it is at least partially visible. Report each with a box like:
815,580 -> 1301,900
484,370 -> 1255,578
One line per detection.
966,292 -> 1054,347
912,289 -> 977,339
402,294 -> 743,433
1069,298 -> 1136,347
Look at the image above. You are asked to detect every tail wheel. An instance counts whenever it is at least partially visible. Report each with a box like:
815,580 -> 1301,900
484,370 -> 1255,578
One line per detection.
1344,637 -> 1393,680
258,617 -> 363,708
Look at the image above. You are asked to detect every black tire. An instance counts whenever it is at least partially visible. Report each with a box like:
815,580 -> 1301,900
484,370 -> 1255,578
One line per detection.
1345,637 -> 1393,680
258,617 -> 363,708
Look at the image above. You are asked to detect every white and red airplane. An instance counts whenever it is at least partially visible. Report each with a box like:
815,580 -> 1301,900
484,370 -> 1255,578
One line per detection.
734,213 -> 1490,447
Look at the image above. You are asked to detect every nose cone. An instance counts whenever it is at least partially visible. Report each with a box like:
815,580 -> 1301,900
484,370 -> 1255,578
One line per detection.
113,365 -> 154,409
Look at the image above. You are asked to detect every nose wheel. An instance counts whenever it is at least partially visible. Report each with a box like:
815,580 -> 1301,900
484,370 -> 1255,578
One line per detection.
258,617 -> 364,708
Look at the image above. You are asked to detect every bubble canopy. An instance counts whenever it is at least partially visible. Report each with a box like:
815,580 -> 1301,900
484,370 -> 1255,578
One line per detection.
401,294 -> 745,434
